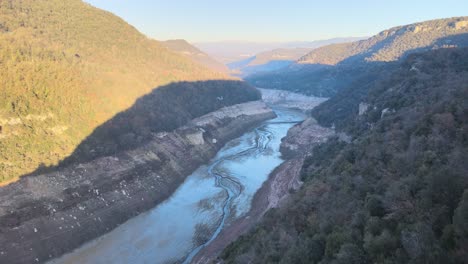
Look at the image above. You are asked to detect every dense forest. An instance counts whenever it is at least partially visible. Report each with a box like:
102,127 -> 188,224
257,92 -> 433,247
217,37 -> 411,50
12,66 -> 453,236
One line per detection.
162,39 -> 229,73
0,0 -> 253,183
222,48 -> 468,263
246,17 -> 468,97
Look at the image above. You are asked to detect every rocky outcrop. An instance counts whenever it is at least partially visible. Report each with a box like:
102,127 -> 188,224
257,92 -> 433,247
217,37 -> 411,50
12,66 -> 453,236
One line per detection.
280,118 -> 334,159
0,101 -> 275,264
359,102 -> 370,115
259,88 -> 328,111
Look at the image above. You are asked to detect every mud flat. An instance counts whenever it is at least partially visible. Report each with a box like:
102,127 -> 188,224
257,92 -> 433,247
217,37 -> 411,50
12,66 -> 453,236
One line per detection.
192,117 -> 334,264
0,101 -> 275,264
48,107 -> 304,264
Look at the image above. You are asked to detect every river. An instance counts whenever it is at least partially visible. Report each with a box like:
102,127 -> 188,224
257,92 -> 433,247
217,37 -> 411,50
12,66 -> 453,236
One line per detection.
50,107 -> 306,264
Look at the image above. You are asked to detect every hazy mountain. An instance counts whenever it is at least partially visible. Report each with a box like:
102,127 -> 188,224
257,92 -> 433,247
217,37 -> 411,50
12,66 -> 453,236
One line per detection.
162,39 -> 229,73
228,48 -> 314,77
299,17 -> 468,65
0,0 -> 254,183
249,48 -> 314,66
247,17 -> 468,97
223,46 -> 468,264
195,37 -> 366,64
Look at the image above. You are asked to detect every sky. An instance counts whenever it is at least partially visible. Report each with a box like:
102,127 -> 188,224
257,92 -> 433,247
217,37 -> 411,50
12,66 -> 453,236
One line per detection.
84,0 -> 468,43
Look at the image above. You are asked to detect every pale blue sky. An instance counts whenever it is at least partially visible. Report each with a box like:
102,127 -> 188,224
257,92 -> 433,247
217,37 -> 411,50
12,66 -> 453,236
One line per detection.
84,0 -> 468,42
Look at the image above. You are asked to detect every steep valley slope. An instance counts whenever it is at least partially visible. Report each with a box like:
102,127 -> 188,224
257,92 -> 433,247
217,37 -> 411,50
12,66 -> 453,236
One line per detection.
222,47 -> 468,264
246,17 -> 468,97
0,1 -> 274,262
0,101 -> 275,264
161,39 -> 229,73
227,37 -> 366,77
0,0 -> 253,183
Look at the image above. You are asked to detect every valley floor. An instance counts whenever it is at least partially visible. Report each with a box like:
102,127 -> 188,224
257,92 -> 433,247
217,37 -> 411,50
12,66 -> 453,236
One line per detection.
193,115 -> 334,263
0,101 -> 275,264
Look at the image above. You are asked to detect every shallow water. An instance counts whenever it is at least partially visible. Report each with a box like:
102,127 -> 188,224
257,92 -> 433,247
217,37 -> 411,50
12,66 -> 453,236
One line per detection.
50,107 -> 305,264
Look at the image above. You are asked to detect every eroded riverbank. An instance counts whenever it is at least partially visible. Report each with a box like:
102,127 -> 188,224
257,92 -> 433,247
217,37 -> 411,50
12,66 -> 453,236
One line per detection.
192,117 -> 334,263
48,107 -> 305,264
0,101 -> 274,264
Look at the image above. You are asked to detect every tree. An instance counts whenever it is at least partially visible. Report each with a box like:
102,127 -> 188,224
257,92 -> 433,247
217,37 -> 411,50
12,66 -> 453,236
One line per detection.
453,190 -> 468,260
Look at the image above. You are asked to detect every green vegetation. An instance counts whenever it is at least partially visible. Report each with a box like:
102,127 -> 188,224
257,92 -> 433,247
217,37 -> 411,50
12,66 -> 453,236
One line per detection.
162,39 -> 229,73
0,0 -> 253,183
310,64 -> 396,130
222,48 -> 468,263
247,17 -> 468,97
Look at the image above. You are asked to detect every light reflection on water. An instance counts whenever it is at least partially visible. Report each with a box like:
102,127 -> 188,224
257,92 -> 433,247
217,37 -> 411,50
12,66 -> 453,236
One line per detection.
50,107 -> 306,264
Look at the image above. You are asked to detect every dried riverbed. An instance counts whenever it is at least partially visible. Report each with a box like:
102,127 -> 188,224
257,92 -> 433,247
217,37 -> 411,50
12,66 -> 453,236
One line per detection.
49,107 -> 306,264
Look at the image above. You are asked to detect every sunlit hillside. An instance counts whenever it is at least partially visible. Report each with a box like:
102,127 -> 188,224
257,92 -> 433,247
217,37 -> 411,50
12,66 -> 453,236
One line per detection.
247,17 -> 468,97
0,0 -> 237,183
162,39 -> 229,73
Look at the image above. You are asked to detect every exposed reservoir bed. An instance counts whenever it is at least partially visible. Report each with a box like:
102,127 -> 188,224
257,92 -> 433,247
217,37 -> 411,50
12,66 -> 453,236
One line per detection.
50,107 -> 305,264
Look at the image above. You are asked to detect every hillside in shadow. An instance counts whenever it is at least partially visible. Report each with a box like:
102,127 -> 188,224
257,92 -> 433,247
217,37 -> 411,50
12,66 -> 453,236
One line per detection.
246,27 -> 468,97
310,33 -> 468,130
222,46 -> 468,264
28,79 -> 260,175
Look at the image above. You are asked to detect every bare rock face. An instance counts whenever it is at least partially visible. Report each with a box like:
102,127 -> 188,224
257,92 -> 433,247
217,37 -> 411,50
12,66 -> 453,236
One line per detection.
359,102 -> 370,115
258,88 -> 328,111
185,128 -> 205,145
280,118 -> 334,159
0,101 -> 275,264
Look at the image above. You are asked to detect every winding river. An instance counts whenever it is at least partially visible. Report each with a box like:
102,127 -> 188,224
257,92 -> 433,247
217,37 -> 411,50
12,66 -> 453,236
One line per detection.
50,107 -> 306,264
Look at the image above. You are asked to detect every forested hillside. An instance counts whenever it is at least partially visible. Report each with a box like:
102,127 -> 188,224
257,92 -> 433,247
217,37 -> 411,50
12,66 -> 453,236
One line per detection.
222,48 -> 468,263
228,48 -> 314,77
247,17 -> 468,97
227,38 -> 367,77
162,39 -> 229,73
0,0 -> 255,183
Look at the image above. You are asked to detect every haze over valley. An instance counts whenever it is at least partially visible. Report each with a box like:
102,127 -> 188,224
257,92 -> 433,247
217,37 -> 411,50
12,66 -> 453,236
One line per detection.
0,1 -> 467,263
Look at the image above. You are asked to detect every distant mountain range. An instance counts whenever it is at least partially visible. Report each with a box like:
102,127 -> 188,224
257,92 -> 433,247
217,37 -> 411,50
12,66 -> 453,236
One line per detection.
246,17 -> 468,97
194,37 -> 366,64
162,39 -> 229,73
227,48 -> 315,77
